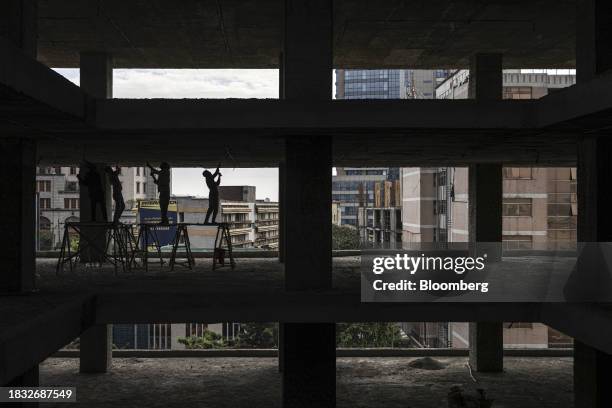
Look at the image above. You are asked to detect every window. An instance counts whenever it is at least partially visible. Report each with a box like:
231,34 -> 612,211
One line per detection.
136,182 -> 141,194
136,167 -> 141,176
503,235 -> 533,250
503,86 -> 532,100
69,167 -> 77,175
64,198 -> 79,209
55,167 -> 62,175
39,198 -> 51,209
37,180 -> 51,192
503,198 -> 532,216
503,167 -> 533,179
143,183 -> 147,194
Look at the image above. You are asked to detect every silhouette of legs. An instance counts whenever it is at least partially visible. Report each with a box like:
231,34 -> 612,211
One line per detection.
113,198 -> 125,224
205,205 -> 213,224
159,191 -> 170,224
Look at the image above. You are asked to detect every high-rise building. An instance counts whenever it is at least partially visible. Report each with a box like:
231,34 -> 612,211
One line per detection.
332,167 -> 395,227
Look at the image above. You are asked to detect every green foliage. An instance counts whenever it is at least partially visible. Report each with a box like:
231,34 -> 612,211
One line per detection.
332,224 -> 360,250
336,323 -> 401,348
70,236 -> 80,252
234,323 -> 278,349
39,230 -> 54,250
179,330 -> 228,349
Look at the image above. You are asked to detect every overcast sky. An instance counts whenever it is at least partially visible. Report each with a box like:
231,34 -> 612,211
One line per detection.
55,69 -> 281,201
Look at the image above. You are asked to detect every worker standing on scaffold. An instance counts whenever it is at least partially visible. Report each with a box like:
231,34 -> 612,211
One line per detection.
203,163 -> 222,224
105,165 -> 125,224
147,162 -> 171,224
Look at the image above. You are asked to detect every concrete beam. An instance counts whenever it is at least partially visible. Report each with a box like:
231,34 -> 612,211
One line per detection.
93,291 -> 545,324
0,138 -> 35,293
35,130 -> 578,168
94,98 -> 536,130
0,36 -> 86,120
0,294 -> 95,385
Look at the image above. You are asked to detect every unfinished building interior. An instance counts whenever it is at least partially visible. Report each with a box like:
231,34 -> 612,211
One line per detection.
2,0 -> 612,407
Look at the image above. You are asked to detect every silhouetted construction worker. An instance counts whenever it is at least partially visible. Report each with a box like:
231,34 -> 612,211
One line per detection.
77,161 -> 107,222
105,166 -> 125,224
147,162 -> 171,224
203,163 -> 222,224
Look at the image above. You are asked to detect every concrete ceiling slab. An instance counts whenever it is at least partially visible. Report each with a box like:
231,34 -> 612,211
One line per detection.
37,0 -> 576,69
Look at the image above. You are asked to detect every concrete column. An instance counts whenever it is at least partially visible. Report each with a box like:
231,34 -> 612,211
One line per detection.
6,365 -> 39,408
573,138 -> 612,406
0,139 -> 36,293
281,1 -> 335,407
80,324 -> 112,373
468,53 -> 504,373
468,164 -> 503,373
80,52 -> 113,99
78,52 -> 113,260
281,323 -> 335,407
78,52 -> 113,374
576,0 -> 612,83
284,135 -> 332,289
574,4 -> 612,405
278,162 -> 286,263
468,53 -> 502,101
574,341 -> 612,408
1,0 -> 38,58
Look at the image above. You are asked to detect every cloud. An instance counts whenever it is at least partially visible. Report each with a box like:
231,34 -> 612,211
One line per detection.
55,68 -> 279,99
53,69 -> 280,199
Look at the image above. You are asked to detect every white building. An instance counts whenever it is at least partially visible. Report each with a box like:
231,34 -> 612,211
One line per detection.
36,165 -> 159,250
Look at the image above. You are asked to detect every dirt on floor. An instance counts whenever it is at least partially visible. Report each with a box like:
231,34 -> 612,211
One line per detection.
39,356 -> 573,408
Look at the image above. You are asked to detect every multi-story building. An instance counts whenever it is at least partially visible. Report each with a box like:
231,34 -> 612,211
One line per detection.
174,186 -> 278,250
36,165 -> 158,250
254,201 -> 279,249
332,167 -> 394,227
400,69 -> 578,350
335,69 -> 450,100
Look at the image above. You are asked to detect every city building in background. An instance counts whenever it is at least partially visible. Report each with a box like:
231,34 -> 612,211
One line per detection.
358,179 -> 402,248
332,167 -> 397,228
175,186 -> 278,249
112,323 -> 240,350
400,69 -> 578,350
36,165 -> 158,250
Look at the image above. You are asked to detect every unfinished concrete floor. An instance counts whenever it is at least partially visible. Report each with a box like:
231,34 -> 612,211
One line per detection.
39,357 -> 573,408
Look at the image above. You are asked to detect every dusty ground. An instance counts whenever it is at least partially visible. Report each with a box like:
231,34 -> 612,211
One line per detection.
39,357 -> 573,408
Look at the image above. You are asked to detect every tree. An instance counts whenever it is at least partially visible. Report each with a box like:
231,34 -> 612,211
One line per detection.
336,323 -> 401,348
39,230 -> 54,250
178,329 -> 227,349
332,224 -> 360,250
235,323 -> 278,348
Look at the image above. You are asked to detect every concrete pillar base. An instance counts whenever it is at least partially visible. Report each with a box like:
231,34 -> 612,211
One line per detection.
80,324 -> 112,373
574,341 -> 612,408
281,323 -> 335,407
469,322 -> 503,372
